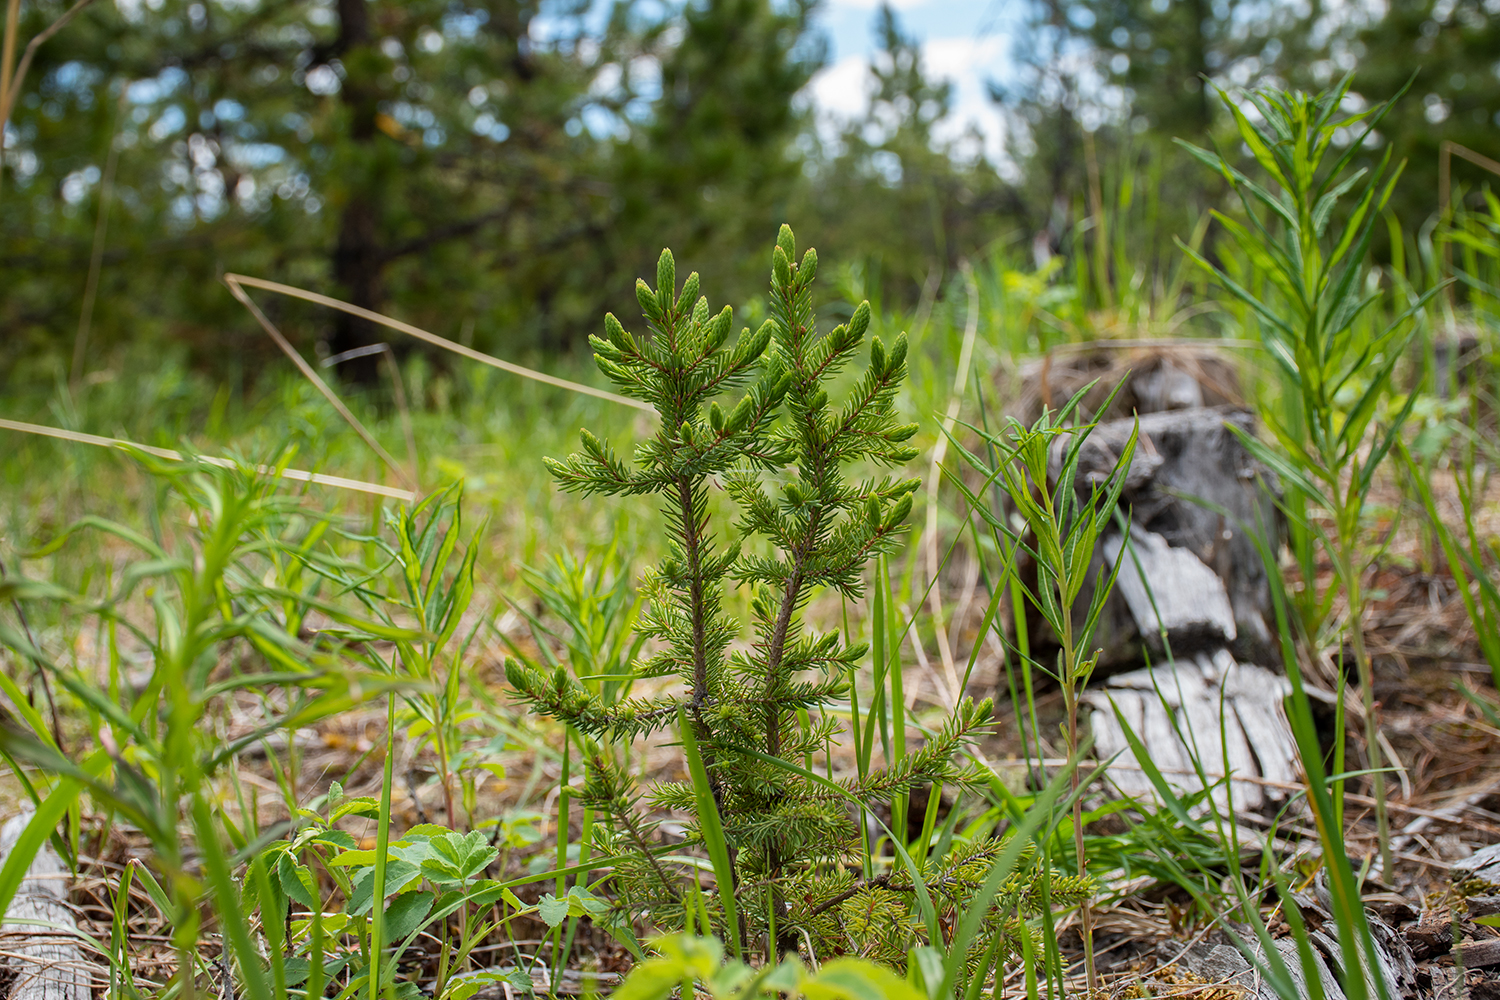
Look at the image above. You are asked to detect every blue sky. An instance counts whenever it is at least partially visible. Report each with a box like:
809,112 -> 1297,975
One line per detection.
807,0 -> 1025,168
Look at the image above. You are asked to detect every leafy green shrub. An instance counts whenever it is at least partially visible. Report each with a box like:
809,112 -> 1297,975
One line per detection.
612,933 -> 927,1000
506,226 -> 997,961
247,784 -> 544,1000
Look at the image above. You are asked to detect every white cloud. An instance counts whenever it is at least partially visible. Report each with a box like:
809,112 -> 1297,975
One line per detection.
804,35 -> 1018,176
924,35 -> 1013,170
824,0 -> 937,9
808,52 -> 871,120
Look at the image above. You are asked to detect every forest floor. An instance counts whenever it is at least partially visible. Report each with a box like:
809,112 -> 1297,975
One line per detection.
35,531 -> 1500,999
4,355 -> 1498,998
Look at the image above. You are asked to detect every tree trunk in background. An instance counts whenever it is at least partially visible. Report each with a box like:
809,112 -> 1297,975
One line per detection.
329,0 -> 385,384
1042,0 -> 1079,255
1187,0 -> 1211,135
332,193 -> 385,382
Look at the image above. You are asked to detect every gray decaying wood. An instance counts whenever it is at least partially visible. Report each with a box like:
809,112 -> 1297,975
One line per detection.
1159,879 -> 1420,1000
1050,406 -> 1279,668
1468,896 -> 1500,920
1011,348 -> 1243,428
1158,936 -> 1344,1000
1452,841 -> 1500,891
1104,528 -> 1238,653
1266,938 -> 1348,1000
1460,938 -> 1500,969
1307,871 -> 1420,1000
1083,649 -> 1296,811
1390,776 -> 1500,858
1136,360 -> 1212,412
0,812 -> 89,1000
1247,926 -> 1414,1000
1308,926 -> 1413,1000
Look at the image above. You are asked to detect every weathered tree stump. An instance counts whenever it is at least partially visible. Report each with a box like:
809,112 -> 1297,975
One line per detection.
985,349 -> 1298,814
1083,649 -> 1297,812
1036,405 -> 1280,669
1026,405 -> 1295,811
1104,528 -> 1238,653
1008,346 -> 1244,427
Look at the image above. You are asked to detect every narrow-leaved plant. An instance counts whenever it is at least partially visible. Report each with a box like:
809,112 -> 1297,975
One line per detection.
946,383 -> 1137,992
1175,79 -> 1442,875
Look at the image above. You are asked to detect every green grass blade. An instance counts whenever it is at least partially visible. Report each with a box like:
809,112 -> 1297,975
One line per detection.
676,707 -> 741,959
192,796 -> 273,1000
937,743 -> 1089,1000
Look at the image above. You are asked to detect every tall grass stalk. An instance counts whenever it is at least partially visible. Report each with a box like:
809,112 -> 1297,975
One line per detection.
921,263 -> 981,696
70,82 -> 126,393
369,691 -> 398,1000
1398,438 -> 1500,685
1125,494 -> 1399,1000
0,0 -> 99,197
871,553 -> 908,842
223,278 -> 415,489
223,273 -> 653,412
0,418 -> 417,501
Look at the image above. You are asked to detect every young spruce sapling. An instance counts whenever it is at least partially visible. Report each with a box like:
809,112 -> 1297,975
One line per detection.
507,227 -> 997,961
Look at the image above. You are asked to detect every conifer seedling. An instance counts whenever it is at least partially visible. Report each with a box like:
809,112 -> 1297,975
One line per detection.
507,226 -> 1000,962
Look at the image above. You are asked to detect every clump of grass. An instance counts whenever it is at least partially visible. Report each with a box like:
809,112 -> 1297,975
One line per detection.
0,455 -> 419,997
0,455 -> 590,1000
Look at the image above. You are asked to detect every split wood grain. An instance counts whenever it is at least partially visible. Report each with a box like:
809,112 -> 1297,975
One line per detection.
0,812 -> 90,1000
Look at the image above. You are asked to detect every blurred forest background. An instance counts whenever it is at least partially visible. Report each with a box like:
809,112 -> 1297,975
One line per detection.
1,0 -> 1496,389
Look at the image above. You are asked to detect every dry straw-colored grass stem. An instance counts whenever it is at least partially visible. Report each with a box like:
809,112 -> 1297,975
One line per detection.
0,418 -> 417,501
219,272 -> 656,500
923,259 -> 980,706
0,0 -> 98,196
221,274 -> 655,413
223,276 -> 416,490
